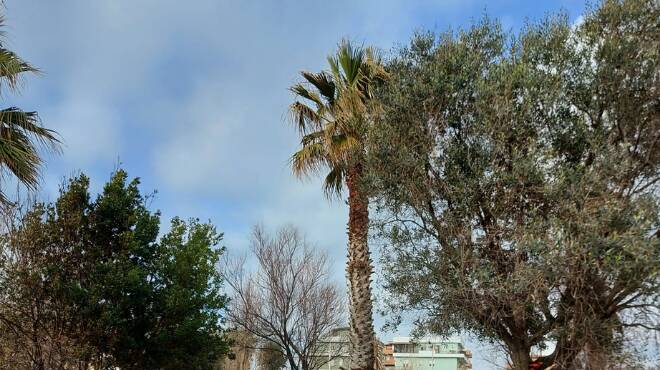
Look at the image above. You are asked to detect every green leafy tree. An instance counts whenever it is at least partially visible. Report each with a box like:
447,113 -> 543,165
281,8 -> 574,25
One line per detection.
0,170 -> 230,370
367,1 -> 659,369
0,15 -> 59,205
288,40 -> 386,370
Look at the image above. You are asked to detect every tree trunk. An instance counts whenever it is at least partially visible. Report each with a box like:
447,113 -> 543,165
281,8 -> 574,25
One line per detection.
583,342 -> 607,370
536,335 -> 582,370
509,346 -> 531,370
346,163 -> 376,370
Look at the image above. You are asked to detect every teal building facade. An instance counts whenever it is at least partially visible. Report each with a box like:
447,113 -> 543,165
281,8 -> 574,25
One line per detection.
315,329 -> 472,370
383,337 -> 472,370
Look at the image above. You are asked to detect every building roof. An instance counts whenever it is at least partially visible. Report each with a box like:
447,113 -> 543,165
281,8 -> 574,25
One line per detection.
388,336 -> 463,345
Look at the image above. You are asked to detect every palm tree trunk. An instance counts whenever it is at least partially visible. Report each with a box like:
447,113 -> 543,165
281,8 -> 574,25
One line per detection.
346,163 -> 376,370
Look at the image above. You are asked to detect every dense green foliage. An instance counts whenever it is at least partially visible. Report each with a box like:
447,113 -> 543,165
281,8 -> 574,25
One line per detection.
0,170 -> 230,370
368,0 -> 659,368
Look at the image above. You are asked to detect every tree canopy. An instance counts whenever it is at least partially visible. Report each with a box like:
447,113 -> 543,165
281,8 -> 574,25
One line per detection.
367,0 -> 659,368
289,40 -> 386,197
0,170 -> 230,370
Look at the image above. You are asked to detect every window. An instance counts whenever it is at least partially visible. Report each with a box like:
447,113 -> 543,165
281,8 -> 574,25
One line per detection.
394,344 -> 415,353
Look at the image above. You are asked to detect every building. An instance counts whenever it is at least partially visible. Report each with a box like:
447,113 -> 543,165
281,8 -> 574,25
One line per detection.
383,336 -> 472,370
315,327 -> 388,370
315,327 -> 352,370
314,328 -> 472,370
216,330 -> 254,370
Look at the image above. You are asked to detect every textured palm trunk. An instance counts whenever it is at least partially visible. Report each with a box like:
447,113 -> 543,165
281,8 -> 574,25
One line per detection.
346,163 -> 376,370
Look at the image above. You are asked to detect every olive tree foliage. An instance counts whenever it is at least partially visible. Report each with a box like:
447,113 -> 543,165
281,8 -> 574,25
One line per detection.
366,1 -> 659,369
224,225 -> 345,370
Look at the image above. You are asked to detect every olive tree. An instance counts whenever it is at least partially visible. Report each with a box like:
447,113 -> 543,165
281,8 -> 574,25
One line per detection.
367,1 -> 659,369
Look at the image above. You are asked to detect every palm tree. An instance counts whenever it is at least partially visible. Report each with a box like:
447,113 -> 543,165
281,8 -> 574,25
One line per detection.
0,15 -> 59,205
288,41 -> 385,370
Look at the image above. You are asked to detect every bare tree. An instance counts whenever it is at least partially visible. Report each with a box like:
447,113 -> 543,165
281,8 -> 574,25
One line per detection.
224,225 -> 346,370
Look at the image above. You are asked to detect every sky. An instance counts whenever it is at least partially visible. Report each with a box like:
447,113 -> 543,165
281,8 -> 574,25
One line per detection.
3,1 -> 590,369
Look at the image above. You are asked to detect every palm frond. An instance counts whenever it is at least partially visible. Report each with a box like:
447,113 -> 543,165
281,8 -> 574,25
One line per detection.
0,108 -> 60,149
287,39 -> 387,199
300,129 -> 327,146
0,16 -> 58,205
290,83 -> 324,108
0,108 -> 61,200
0,48 -> 38,94
301,71 -> 335,105
323,164 -> 345,199
0,127 -> 41,189
327,133 -> 361,164
336,40 -> 365,86
0,190 -> 11,207
364,47 -> 388,80
327,55 -> 341,82
334,89 -> 368,124
289,101 -> 322,135
290,142 -> 328,178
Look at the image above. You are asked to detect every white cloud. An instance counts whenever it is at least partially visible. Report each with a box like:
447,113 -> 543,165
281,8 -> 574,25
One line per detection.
2,1 -> 532,368
47,97 -> 120,167
151,75 -> 289,200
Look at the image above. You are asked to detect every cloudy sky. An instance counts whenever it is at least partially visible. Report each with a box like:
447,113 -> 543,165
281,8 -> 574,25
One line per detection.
4,1 -> 589,368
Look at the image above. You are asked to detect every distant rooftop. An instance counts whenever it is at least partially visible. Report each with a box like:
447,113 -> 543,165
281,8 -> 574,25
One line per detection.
389,336 -> 463,345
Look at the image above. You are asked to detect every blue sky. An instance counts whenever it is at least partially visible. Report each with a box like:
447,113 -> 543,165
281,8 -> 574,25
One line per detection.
3,1 -> 590,368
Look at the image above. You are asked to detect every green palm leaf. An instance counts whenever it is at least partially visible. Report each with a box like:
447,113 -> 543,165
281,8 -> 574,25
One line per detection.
0,109 -> 60,194
336,40 -> 364,86
0,108 -> 59,147
0,48 -> 38,94
289,101 -> 322,135
0,127 -> 41,188
289,83 -> 324,108
291,142 -> 328,178
0,16 -> 39,95
0,15 -> 60,205
323,165 -> 345,198
301,71 -> 335,105
288,40 -> 385,199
